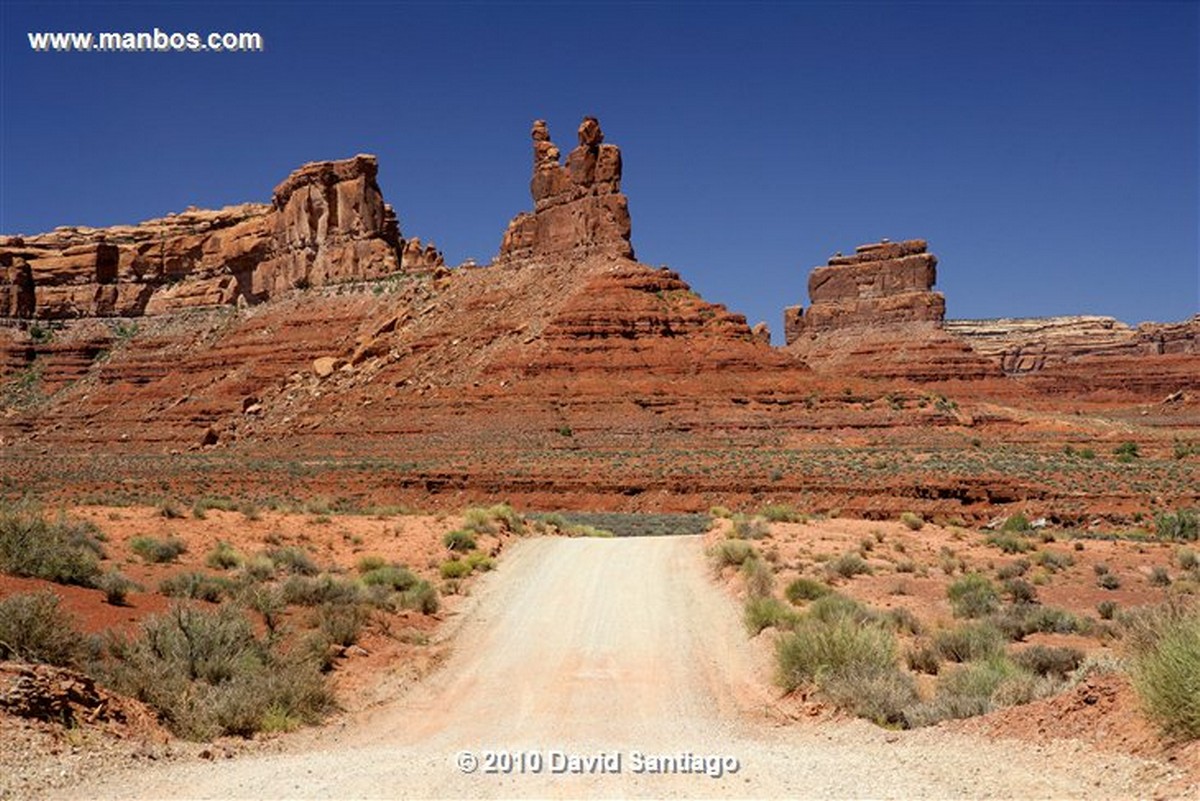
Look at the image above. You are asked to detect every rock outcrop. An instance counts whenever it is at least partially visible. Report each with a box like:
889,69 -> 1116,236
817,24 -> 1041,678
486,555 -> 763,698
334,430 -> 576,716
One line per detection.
400,238 -> 446,272
495,117 -> 634,264
785,240 -> 999,382
0,155 -> 413,320
785,240 -> 944,341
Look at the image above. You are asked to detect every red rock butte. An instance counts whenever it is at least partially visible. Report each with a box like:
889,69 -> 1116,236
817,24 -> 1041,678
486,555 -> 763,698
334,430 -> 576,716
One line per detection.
0,117 -> 1196,521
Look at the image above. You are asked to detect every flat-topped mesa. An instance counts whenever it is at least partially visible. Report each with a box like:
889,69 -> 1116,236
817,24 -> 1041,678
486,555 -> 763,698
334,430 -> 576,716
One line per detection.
783,239 -> 944,343
496,117 -> 634,265
0,154 -> 416,320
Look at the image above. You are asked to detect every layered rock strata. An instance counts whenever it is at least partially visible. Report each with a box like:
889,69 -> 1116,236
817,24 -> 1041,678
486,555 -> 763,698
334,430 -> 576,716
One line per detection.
0,155 -> 421,319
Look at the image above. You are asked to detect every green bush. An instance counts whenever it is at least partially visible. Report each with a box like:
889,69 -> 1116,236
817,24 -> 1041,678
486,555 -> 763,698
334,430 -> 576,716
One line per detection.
1002,578 -> 1038,604
205,541 -> 243,570
760,504 -> 800,523
1150,566 -> 1172,587
1128,604 -> 1200,738
0,506 -> 104,586
1013,645 -> 1084,679
1034,550 -> 1075,572
1097,599 -> 1119,620
360,564 -> 418,592
906,641 -> 942,675
806,593 -> 877,626
947,573 -> 1000,618
934,622 -> 1004,663
744,596 -> 798,635
159,571 -> 231,603
987,532 -> 1033,554
776,616 -> 898,693
712,539 -> 754,568
1113,441 -> 1141,462
741,557 -> 774,599
440,559 -> 472,580
281,574 -> 362,607
785,577 -> 831,605
103,604 -> 334,740
316,603 -> 368,648
731,515 -> 769,539
158,499 -> 186,519
443,529 -> 477,552
1156,510 -> 1199,542
0,591 -> 86,667
265,546 -> 319,576
1097,572 -> 1121,590
819,663 -> 919,728
130,536 -> 187,564
827,552 -> 871,579
990,604 -> 1085,641
1001,513 -> 1031,533
98,570 -> 138,606
399,580 -> 439,614
899,512 -> 924,531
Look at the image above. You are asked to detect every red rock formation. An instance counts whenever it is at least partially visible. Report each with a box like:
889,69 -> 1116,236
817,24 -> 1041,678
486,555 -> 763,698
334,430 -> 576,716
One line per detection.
0,155 -> 412,320
400,238 -> 446,272
496,118 -> 634,264
785,240 -> 999,382
788,240 -> 944,339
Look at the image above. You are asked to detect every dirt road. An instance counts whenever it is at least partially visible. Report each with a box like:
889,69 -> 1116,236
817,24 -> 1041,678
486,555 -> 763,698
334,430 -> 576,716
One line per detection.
71,536 -> 1178,799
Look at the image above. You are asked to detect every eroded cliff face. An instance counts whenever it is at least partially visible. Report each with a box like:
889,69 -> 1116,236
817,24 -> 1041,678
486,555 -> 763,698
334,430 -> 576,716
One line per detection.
496,117 -> 633,265
784,240 -> 999,382
0,154 -> 424,320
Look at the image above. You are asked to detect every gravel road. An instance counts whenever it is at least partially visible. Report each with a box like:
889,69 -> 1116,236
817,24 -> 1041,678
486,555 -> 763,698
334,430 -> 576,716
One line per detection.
69,536 -> 1179,799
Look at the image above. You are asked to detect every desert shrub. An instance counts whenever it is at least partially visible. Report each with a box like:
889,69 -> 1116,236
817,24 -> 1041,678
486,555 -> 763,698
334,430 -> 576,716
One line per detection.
159,572 -> 231,603
776,616 -> 897,693
280,574 -> 362,607
990,604 -> 1085,641
906,641 -> 942,675
1113,441 -> 1141,462
760,504 -> 800,523
899,512 -> 924,531
240,584 -> 286,638
205,541 -> 243,571
240,554 -> 276,582
399,580 -> 439,614
103,604 -> 334,740
1002,578 -> 1038,604
741,557 -> 774,598
744,596 -> 798,635
265,546 -> 319,576
996,559 -> 1031,580
1177,548 -> 1199,571
883,607 -> 923,636
1034,550 -> 1075,572
316,603 -> 368,648
1097,599 -> 1119,620
1097,572 -> 1121,590
805,593 -> 878,626
484,503 -> 525,535
1013,644 -> 1084,679
934,622 -> 1004,663
443,529 -> 477,553
1156,510 -> 1199,542
906,657 -> 1016,726
947,573 -> 1000,618
785,577 -> 831,605
1001,513 -> 1031,533
360,564 -> 418,592
1127,602 -> 1200,738
826,552 -> 871,580
0,506 -> 104,586
712,539 -> 754,568
440,559 -> 472,580
709,506 -> 732,519
731,514 -> 769,539
1149,566 -> 1172,587
356,555 -> 387,573
0,591 -> 86,667
819,663 -> 919,728
461,508 -> 497,536
987,532 -> 1033,554
130,536 -> 187,564
98,570 -> 138,606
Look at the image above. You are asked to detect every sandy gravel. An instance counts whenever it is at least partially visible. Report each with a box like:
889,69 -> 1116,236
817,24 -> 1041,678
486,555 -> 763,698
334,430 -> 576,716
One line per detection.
68,536 -> 1181,799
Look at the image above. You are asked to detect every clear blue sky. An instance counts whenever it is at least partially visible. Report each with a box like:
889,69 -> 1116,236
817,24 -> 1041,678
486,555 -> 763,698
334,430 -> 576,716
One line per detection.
3,2 -> 1197,337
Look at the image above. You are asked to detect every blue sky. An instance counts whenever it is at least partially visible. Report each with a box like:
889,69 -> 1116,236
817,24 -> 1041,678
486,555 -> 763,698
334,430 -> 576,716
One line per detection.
3,2 -> 1197,337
